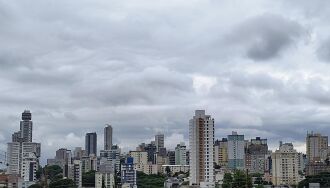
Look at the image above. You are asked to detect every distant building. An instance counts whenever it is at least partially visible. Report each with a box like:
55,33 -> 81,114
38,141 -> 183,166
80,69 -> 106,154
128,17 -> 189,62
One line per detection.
227,131 -> 245,170
175,142 -> 186,165
20,110 -> 33,142
306,132 -> 328,163
214,138 -> 228,167
85,132 -> 97,156
155,134 -> 165,152
104,124 -> 113,150
189,110 -> 215,187
167,151 -> 176,165
306,161 -> 330,176
68,160 -> 82,188
245,137 -> 268,174
100,145 -> 121,173
121,157 -> 137,188
129,151 -> 148,172
272,142 -> 300,186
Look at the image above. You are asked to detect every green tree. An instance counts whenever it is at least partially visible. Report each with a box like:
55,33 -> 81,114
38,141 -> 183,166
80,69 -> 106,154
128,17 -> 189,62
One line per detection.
298,172 -> 330,188
44,165 -> 63,182
28,184 -> 43,188
49,178 -> 76,188
82,170 -> 96,187
137,171 -> 165,188
222,173 -> 233,188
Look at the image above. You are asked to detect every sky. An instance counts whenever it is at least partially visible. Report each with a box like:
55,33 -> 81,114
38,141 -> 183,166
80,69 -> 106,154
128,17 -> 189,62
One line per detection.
1,0 -> 330,163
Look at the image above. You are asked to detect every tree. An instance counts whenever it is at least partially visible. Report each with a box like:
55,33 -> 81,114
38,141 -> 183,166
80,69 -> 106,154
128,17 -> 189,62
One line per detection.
44,165 -> 63,182
222,173 -> 233,188
82,170 -> 96,187
49,178 -> 76,188
298,172 -> 330,188
28,184 -> 43,188
137,171 -> 165,188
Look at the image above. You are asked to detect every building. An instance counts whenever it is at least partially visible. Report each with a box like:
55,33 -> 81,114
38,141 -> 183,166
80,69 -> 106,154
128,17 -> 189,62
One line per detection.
121,157 -> 137,188
167,151 -> 176,165
85,132 -> 97,156
227,131 -> 245,170
129,151 -> 148,172
189,110 -> 215,187
306,132 -> 328,163
161,165 -> 189,175
306,161 -> 330,176
7,111 -> 41,187
175,142 -> 187,165
155,134 -> 165,152
100,145 -> 121,173
214,138 -> 228,167
81,155 -> 97,173
104,124 -> 113,150
272,142 -> 299,186
68,160 -> 82,188
245,137 -> 268,174
73,147 -> 84,160
20,110 -> 33,142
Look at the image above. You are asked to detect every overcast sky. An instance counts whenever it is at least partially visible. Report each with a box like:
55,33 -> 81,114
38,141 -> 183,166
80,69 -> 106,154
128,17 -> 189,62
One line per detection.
1,0 -> 330,163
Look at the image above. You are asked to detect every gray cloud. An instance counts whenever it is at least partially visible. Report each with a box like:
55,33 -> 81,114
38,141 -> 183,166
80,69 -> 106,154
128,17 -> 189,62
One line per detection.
226,14 -> 305,61
1,0 -> 330,162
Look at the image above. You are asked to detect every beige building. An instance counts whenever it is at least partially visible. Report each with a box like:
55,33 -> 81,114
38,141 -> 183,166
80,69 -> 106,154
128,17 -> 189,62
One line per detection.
306,132 -> 328,163
214,138 -> 228,167
272,142 -> 299,186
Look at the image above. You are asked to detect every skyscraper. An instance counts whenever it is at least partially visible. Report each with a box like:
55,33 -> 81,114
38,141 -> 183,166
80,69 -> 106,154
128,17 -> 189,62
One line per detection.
227,131 -> 245,170
85,133 -> 97,156
189,110 -> 215,187
306,132 -> 328,163
245,137 -> 268,174
104,124 -> 113,150
155,134 -> 164,152
20,110 -> 33,142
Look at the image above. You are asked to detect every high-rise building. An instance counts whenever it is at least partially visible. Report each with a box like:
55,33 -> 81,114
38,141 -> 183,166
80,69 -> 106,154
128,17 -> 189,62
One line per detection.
68,160 -> 82,188
272,142 -> 300,186
306,132 -> 328,163
100,145 -> 121,173
227,131 -> 245,170
155,134 -> 164,152
189,110 -> 215,187
214,138 -> 228,167
167,151 -> 176,165
85,132 -> 97,156
104,124 -> 113,150
245,137 -> 268,174
20,110 -> 33,143
7,110 -> 41,187
175,142 -> 186,165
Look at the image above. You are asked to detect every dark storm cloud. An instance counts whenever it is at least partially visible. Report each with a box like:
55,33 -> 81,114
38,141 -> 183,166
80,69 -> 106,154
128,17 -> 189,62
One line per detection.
226,14 -> 305,61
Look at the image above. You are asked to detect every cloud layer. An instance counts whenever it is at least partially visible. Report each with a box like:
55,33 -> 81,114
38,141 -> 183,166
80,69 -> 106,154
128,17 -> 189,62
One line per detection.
1,0 -> 330,163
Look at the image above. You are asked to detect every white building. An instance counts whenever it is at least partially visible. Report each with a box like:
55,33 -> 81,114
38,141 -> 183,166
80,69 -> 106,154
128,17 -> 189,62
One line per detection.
175,142 -> 187,165
161,165 -> 189,174
95,172 -> 115,188
129,151 -> 148,172
272,142 -> 300,186
189,110 -> 215,188
68,160 -> 82,188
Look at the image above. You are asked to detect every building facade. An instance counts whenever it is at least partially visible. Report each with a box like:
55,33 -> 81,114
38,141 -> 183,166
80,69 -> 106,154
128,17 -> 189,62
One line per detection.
104,124 -> 113,150
175,142 -> 187,165
306,132 -> 328,163
189,110 -> 215,187
227,131 -> 245,170
85,132 -> 97,156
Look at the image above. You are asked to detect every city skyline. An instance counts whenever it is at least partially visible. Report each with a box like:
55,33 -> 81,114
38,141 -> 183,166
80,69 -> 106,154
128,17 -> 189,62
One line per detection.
2,0 -> 330,170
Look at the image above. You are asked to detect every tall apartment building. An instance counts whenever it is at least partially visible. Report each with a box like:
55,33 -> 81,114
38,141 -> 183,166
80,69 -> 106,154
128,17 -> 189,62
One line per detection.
100,145 -> 121,173
214,138 -> 228,167
7,110 -> 41,187
20,110 -> 33,142
227,131 -> 245,170
85,132 -> 97,156
245,137 -> 268,174
189,110 -> 215,188
306,132 -> 328,163
155,134 -> 165,152
68,160 -> 82,188
175,142 -> 187,165
272,142 -> 299,186
104,124 -> 113,150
